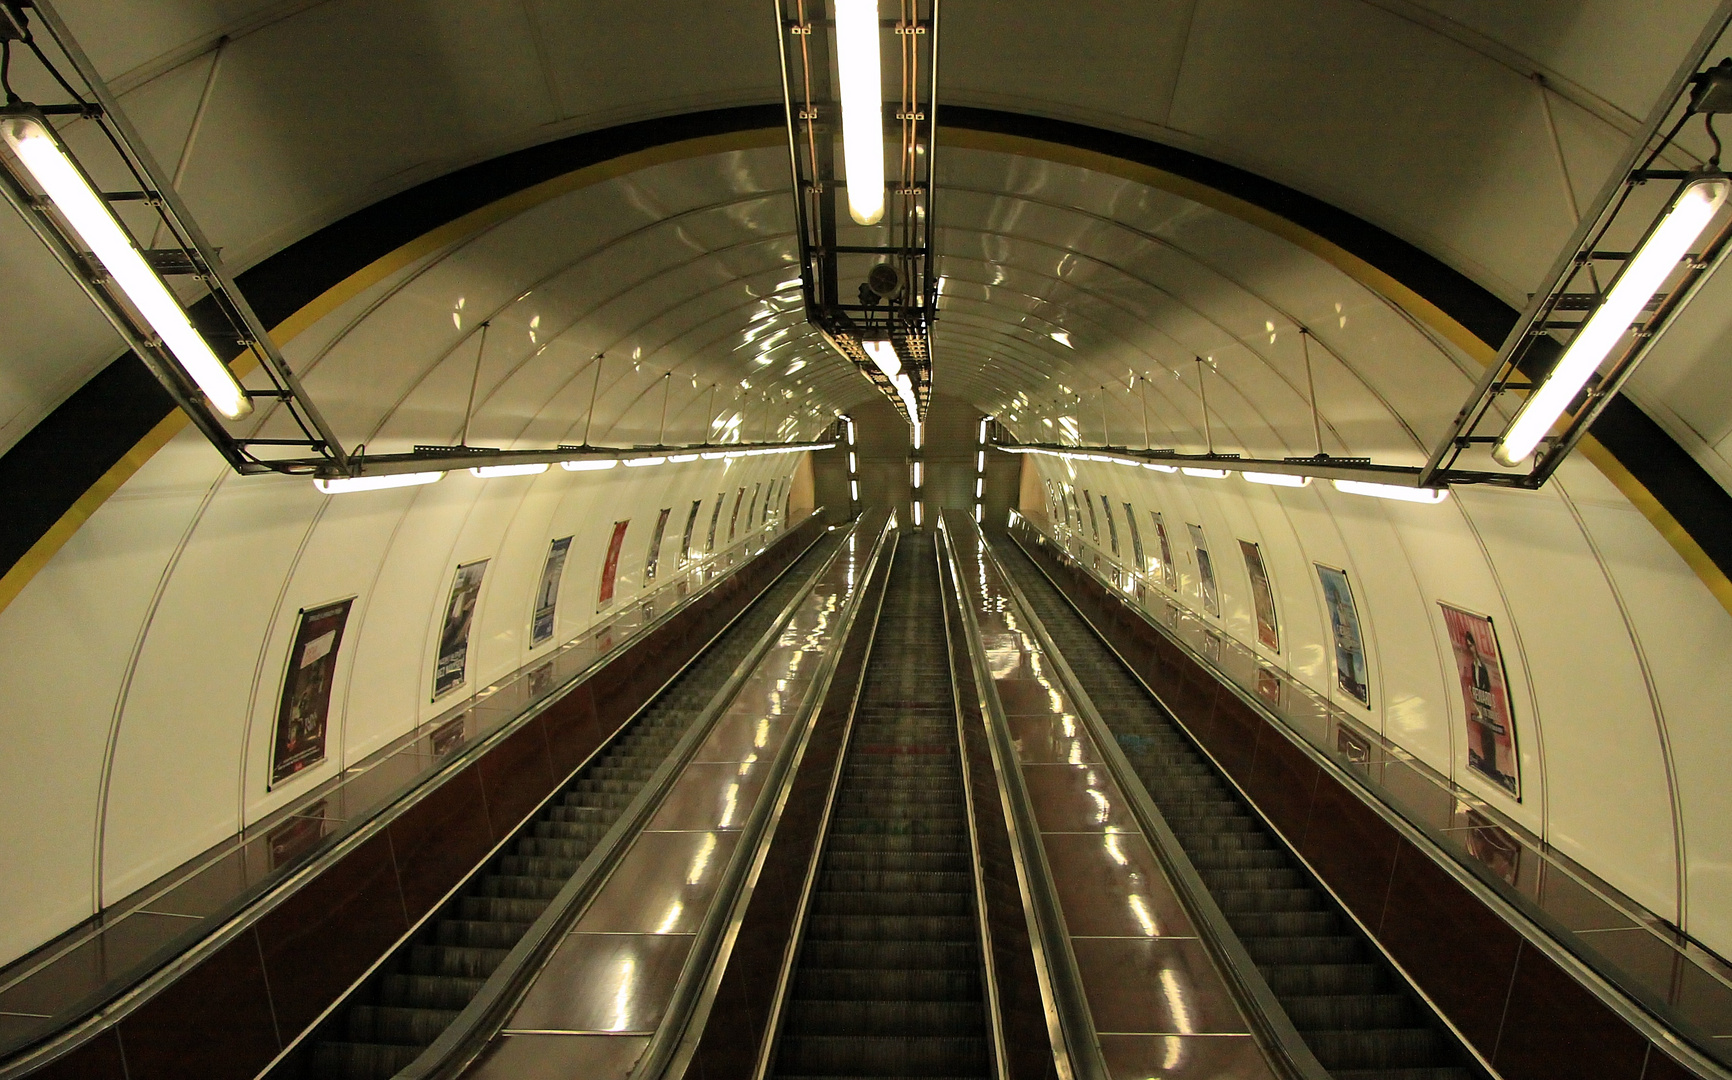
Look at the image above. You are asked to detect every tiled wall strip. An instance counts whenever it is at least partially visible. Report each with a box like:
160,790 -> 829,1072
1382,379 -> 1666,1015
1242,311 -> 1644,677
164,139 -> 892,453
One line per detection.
684,515 -> 898,1079
1006,519 -> 1721,1080
942,514 -> 1300,1080
10,515 -> 828,1080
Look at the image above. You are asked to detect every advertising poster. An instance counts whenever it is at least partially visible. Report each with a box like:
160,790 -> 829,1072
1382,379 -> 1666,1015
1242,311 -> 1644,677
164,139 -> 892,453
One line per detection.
597,520 -> 629,610
706,492 -> 725,551
1151,512 -> 1177,590
728,486 -> 746,542
271,598 -> 353,785
530,536 -> 572,647
434,560 -> 489,699
1084,489 -> 1100,543
1441,602 -> 1522,799
1101,495 -> 1120,556
644,507 -> 672,583
748,482 -> 762,529
1124,503 -> 1145,572
1316,564 -> 1369,705
680,499 -> 703,565
1187,523 -> 1220,616
1239,539 -> 1280,651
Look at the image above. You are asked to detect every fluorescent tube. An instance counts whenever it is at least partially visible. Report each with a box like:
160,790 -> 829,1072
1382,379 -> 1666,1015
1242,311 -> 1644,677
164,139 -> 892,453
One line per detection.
625,456 -> 666,467
1332,479 -> 1449,504
1495,176 -> 1729,466
1244,471 -> 1311,488
561,458 -> 619,471
834,0 -> 885,225
1,115 -> 253,420
700,451 -> 732,460
863,339 -> 900,378
315,471 -> 443,494
850,479 -> 860,500
1181,467 -> 1229,478
976,451 -> 984,471
470,462 -> 548,478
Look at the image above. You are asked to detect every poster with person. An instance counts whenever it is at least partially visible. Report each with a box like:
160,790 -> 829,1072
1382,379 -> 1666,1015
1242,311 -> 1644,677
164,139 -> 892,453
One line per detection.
1124,503 -> 1145,573
1440,602 -> 1521,799
728,486 -> 746,542
706,492 -> 725,551
1315,564 -> 1369,705
434,560 -> 488,699
1187,523 -> 1220,616
644,507 -> 672,583
530,536 -> 572,647
1240,539 -> 1280,651
680,499 -> 703,565
597,520 -> 629,610
1151,512 -> 1177,591
271,598 -> 353,785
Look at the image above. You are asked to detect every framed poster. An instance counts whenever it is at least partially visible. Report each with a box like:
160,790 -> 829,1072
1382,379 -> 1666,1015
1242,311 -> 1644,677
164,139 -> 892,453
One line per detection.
1440,602 -> 1521,799
1084,489 -> 1100,543
530,536 -> 572,647
597,520 -> 629,610
1101,495 -> 1119,556
748,482 -> 762,529
434,560 -> 488,699
1316,564 -> 1369,706
680,499 -> 702,565
1151,512 -> 1177,590
1124,503 -> 1145,573
1239,539 -> 1280,651
728,486 -> 746,542
270,598 -> 353,785
644,507 -> 672,583
706,492 -> 725,551
1187,523 -> 1220,616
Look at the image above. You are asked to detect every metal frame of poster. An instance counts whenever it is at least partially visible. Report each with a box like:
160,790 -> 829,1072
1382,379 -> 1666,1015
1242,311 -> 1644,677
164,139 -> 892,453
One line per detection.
1239,539 -> 1280,651
1123,502 -> 1145,573
530,536 -> 572,647
747,482 -> 762,530
644,507 -> 672,583
1084,488 -> 1100,542
1315,563 -> 1370,706
434,560 -> 489,699
597,520 -> 629,611
728,486 -> 746,541
1151,511 -> 1177,591
1187,523 -> 1220,617
679,498 -> 703,566
270,598 -> 353,786
1440,602 -> 1522,800
1100,495 -> 1119,556
706,492 -> 725,551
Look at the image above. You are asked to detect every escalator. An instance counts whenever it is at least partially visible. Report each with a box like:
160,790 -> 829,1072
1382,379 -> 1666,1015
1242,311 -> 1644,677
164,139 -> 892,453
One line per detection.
291,530 -> 846,1080
771,533 -> 992,1080
993,535 -> 1478,1080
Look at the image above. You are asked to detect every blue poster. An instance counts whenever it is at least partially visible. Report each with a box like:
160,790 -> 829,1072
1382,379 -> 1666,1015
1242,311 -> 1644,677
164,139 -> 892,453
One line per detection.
1316,564 -> 1369,705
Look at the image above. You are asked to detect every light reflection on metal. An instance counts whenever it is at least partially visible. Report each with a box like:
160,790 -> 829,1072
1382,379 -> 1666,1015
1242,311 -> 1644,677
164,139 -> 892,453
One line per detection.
686,832 -> 719,884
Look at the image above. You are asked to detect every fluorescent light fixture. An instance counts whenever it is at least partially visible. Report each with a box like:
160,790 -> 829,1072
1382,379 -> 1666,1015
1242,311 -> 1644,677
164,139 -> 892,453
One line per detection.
469,462 -> 548,478
1087,454 -> 1112,463
1332,479 -> 1449,504
315,471 -> 443,494
850,479 -> 860,500
912,421 -> 924,450
849,452 -> 859,472
561,458 -> 619,471
912,461 -> 923,488
1181,467 -> 1229,478
1495,176 -> 1730,466
700,451 -> 732,460
976,451 -> 985,471
912,500 -> 923,525
1,115 -> 253,420
833,0 -> 885,225
625,456 -> 666,467
974,503 -> 983,523
1244,471 -> 1311,488
975,477 -> 984,498
863,339 -> 901,378
668,453 -> 700,462
1114,456 -> 1140,467
978,417 -> 990,444
845,418 -> 856,445
1143,462 -> 1179,473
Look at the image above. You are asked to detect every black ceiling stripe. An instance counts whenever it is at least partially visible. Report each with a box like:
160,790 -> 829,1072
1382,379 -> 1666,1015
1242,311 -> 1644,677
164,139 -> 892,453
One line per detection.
5,104 -> 1728,591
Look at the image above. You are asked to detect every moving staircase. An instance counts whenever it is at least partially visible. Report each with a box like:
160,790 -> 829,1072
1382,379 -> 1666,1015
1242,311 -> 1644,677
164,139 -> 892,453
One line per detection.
995,536 -> 1477,1080
772,533 -> 992,1080
292,532 -> 844,1080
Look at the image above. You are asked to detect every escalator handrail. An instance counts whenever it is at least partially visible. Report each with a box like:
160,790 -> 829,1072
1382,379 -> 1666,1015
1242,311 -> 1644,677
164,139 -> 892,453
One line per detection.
977,520 -> 1333,1080
0,511 -> 830,1080
632,510 -> 900,1080
740,520 -> 901,1080
935,513 -> 1109,1080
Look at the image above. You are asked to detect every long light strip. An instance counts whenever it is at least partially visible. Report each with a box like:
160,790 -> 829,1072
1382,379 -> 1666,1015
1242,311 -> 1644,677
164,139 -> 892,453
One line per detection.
561,458 -> 619,471
315,472 -> 443,494
1332,479 -> 1450,504
863,339 -> 901,378
625,456 -> 667,467
470,462 -> 548,478
1181,467 -> 1229,479
1,116 -> 253,420
1494,176 -> 1730,466
833,0 -> 885,226
1243,471 -> 1311,488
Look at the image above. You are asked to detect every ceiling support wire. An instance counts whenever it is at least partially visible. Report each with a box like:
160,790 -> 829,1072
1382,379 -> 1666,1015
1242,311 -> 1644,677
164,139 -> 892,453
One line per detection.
1195,356 -> 1214,456
582,352 -> 605,447
658,371 -> 672,446
1300,328 -> 1323,457
460,321 -> 488,448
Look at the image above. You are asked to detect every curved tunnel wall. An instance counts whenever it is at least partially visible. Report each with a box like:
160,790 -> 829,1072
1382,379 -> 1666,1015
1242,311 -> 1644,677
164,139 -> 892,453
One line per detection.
1023,450 -> 1732,961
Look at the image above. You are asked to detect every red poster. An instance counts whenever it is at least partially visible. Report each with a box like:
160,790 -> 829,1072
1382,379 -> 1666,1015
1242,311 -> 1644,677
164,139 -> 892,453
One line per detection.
597,519 -> 629,610
1440,602 -> 1521,800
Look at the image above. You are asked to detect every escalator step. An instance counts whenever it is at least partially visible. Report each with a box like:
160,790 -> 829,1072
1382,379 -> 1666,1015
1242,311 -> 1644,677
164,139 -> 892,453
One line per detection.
308,1041 -> 420,1080
378,973 -> 486,1010
794,968 -> 983,1000
346,1004 -> 461,1045
785,1000 -> 987,1035
775,1035 -> 989,1076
